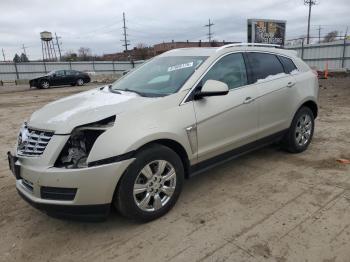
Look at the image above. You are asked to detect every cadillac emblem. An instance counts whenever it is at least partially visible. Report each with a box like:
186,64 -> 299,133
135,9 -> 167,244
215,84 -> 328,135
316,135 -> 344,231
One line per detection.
18,123 -> 30,150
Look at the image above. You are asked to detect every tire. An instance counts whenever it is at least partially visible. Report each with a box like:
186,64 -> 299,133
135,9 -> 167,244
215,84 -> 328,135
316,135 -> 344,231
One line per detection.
282,106 -> 315,153
76,78 -> 84,86
115,144 -> 184,222
40,80 -> 50,89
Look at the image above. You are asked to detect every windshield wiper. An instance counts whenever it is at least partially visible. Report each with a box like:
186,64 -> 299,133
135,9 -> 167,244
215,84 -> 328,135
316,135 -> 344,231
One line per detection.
114,88 -> 147,97
107,85 -> 121,94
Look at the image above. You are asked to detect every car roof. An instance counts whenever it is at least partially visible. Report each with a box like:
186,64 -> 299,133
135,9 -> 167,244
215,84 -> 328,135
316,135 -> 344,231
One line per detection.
160,45 -> 297,59
159,47 -> 217,57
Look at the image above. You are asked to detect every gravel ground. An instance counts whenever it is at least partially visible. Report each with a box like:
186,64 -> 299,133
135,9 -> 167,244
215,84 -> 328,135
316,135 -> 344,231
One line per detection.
0,79 -> 349,262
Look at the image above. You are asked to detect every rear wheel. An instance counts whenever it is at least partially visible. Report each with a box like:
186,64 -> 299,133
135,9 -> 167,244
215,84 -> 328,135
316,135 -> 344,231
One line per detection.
282,106 -> 315,153
115,144 -> 184,222
76,78 -> 84,86
40,80 -> 50,89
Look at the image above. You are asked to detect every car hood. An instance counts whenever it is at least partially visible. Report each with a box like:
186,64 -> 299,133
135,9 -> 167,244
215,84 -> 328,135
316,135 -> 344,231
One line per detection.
30,76 -> 45,81
28,86 -> 152,134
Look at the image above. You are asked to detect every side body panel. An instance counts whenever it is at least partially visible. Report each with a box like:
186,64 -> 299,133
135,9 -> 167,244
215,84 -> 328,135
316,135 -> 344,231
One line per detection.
254,75 -> 296,138
193,85 -> 259,162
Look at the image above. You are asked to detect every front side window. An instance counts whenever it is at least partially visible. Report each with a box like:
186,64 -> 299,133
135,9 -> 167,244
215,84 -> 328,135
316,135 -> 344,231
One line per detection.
110,56 -> 207,97
246,53 -> 285,83
55,70 -> 65,77
202,53 -> 247,90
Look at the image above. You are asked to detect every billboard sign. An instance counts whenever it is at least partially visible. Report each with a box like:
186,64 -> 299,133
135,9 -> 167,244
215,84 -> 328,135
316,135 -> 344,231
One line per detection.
247,19 -> 286,46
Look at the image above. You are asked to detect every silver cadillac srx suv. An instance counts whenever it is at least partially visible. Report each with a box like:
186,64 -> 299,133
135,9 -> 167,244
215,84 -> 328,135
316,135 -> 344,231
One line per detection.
8,44 -> 319,222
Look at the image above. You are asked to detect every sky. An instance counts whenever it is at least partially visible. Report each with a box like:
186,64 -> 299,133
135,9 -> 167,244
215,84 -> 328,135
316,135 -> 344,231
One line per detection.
0,0 -> 349,60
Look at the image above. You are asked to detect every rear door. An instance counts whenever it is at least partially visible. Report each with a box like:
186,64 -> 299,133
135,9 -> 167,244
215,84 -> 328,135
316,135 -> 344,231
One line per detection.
65,70 -> 77,84
193,53 -> 259,162
246,52 -> 295,138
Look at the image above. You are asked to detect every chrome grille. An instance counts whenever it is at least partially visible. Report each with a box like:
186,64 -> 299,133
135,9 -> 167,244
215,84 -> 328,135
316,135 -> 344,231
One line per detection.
17,126 -> 54,156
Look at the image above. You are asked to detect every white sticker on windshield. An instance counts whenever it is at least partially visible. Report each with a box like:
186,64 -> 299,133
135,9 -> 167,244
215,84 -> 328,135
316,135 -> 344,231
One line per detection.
168,62 -> 194,72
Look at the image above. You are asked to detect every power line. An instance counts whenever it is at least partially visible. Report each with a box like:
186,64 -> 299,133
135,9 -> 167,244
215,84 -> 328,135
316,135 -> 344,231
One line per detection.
204,19 -> 214,43
304,0 -> 318,44
121,12 -> 130,51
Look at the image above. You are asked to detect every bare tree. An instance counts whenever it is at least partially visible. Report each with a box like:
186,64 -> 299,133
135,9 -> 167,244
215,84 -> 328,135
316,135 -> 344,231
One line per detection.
13,53 -> 20,63
62,50 -> 78,61
134,43 -> 149,60
78,47 -> 92,61
323,31 -> 338,43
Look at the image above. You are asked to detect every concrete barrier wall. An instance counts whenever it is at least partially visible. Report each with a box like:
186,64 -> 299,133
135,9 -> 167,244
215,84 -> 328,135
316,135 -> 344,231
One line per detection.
286,40 -> 350,70
0,60 -> 144,81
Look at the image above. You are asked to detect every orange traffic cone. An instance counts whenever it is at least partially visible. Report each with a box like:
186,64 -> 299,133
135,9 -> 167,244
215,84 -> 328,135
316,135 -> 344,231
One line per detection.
324,61 -> 328,79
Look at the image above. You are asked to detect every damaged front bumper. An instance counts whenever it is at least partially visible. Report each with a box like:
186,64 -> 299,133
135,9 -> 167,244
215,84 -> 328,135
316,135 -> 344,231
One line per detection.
11,151 -> 134,220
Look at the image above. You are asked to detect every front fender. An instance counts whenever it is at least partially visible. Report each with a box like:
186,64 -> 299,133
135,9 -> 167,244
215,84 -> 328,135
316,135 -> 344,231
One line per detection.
87,97 -> 196,164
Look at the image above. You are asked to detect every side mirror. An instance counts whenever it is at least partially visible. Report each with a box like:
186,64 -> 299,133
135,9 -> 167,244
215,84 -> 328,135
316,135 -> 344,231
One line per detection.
194,80 -> 229,100
52,73 -> 56,77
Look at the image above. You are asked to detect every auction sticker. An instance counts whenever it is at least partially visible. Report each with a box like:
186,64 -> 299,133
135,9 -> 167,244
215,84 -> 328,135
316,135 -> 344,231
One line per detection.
168,62 -> 194,72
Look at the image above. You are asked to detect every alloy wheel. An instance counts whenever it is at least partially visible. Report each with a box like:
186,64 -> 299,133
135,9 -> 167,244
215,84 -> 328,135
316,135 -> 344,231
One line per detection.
41,81 -> 49,88
295,114 -> 312,146
133,160 -> 176,212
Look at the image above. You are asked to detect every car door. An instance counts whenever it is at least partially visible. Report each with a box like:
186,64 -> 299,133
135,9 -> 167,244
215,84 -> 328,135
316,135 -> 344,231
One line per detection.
192,53 -> 259,162
65,70 -> 76,84
245,52 -> 295,138
51,70 -> 67,86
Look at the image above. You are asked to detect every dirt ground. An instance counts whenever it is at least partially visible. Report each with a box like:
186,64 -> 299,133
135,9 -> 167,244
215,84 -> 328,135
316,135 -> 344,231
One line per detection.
0,78 -> 349,262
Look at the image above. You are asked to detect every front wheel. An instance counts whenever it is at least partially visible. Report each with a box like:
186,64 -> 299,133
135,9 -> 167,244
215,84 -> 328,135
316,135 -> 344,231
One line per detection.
40,80 -> 50,89
115,144 -> 184,222
282,106 -> 315,153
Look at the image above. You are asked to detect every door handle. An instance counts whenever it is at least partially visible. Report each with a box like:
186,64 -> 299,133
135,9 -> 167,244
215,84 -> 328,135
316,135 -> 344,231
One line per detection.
287,81 -> 295,88
243,97 -> 255,104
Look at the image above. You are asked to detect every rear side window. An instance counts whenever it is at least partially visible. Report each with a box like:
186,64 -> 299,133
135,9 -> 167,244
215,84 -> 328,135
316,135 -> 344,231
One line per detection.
246,53 -> 285,83
278,56 -> 297,74
202,53 -> 247,90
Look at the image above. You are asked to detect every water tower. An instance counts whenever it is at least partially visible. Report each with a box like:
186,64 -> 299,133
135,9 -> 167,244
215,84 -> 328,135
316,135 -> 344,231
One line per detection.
40,31 -> 57,61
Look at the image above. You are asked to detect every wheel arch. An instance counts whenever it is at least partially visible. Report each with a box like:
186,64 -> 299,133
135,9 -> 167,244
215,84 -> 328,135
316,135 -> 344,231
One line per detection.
135,139 -> 191,179
299,100 -> 318,119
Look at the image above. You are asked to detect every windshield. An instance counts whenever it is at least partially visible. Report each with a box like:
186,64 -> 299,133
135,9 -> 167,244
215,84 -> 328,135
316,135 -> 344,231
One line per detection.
110,56 -> 207,97
46,70 -> 56,75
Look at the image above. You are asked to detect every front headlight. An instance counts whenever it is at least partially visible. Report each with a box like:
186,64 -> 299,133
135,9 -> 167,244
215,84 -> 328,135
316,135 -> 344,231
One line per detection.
55,116 -> 115,169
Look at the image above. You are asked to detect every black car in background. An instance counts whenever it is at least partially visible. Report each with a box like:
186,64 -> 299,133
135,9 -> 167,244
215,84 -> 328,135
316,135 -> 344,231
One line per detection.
29,70 -> 91,89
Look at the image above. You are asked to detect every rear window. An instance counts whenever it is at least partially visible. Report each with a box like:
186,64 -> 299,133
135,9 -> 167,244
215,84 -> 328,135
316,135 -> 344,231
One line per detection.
278,56 -> 297,74
246,53 -> 285,83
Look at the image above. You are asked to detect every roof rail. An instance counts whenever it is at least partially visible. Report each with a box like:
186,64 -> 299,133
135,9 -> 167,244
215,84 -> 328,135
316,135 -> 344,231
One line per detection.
216,43 -> 282,52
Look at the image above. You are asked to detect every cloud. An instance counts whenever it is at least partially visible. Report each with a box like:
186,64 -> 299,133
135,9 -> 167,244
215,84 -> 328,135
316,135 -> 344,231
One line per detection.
0,0 -> 349,60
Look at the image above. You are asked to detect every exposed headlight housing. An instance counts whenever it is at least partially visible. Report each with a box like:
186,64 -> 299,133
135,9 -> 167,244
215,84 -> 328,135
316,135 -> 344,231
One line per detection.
55,116 -> 115,169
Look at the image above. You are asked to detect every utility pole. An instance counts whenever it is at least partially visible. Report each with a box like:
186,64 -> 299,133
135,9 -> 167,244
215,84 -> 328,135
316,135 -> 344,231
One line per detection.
304,0 -> 318,44
121,12 -> 130,52
204,19 -> 214,43
1,48 -> 5,61
317,25 -> 322,43
21,44 -> 28,56
55,32 -> 62,61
